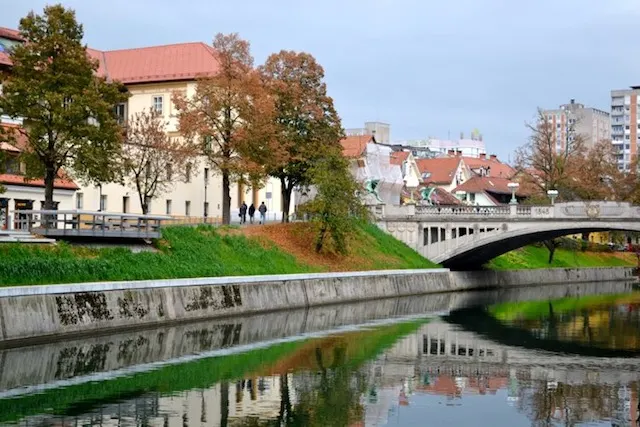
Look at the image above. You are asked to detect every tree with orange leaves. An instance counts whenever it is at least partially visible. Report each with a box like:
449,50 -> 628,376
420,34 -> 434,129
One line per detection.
173,33 -> 275,225
122,109 -> 199,214
260,51 -> 343,222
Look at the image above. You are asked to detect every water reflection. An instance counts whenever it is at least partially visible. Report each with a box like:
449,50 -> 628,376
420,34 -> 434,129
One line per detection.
3,284 -> 640,426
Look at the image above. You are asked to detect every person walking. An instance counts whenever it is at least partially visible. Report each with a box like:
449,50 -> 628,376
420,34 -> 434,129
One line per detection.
239,202 -> 248,224
258,201 -> 267,224
248,203 -> 256,224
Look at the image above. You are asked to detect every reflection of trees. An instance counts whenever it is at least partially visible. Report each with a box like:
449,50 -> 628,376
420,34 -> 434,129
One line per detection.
232,345 -> 366,427
518,380 -> 629,427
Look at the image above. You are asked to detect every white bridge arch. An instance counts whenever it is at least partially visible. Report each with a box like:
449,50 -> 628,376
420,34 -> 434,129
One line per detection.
373,201 -> 640,270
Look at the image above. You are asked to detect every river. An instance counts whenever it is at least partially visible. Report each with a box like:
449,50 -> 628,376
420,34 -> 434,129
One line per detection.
1,279 -> 639,426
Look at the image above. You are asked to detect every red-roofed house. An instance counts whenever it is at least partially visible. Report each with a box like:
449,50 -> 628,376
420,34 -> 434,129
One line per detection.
0,125 -> 79,229
0,26 -> 289,220
451,175 -> 527,205
415,157 -> 466,192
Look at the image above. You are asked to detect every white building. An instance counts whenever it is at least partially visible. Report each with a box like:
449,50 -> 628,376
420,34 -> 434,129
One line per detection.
394,130 -> 487,159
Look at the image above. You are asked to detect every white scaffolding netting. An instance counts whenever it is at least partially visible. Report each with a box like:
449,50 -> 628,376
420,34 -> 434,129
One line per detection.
357,143 -> 404,205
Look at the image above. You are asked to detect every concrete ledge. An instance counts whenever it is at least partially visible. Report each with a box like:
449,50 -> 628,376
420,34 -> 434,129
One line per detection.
0,267 -> 634,343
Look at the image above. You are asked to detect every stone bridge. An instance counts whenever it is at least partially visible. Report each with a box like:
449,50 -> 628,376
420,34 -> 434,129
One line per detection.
373,201 -> 640,270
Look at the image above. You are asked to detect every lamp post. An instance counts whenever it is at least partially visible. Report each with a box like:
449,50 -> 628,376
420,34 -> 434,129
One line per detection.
547,189 -> 558,205
203,168 -> 209,223
507,182 -> 519,205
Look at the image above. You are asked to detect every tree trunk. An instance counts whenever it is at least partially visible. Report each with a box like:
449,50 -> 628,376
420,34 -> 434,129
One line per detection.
316,226 -> 327,253
43,165 -> 57,229
222,170 -> 231,225
281,178 -> 293,223
543,240 -> 556,264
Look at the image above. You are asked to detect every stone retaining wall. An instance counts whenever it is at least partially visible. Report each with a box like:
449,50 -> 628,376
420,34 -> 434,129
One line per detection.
0,267 -> 633,344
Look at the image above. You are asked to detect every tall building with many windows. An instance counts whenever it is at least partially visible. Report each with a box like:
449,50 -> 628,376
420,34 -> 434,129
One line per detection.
611,87 -> 640,171
541,99 -> 610,153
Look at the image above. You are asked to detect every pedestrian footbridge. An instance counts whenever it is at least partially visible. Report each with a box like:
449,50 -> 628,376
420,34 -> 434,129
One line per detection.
373,201 -> 640,270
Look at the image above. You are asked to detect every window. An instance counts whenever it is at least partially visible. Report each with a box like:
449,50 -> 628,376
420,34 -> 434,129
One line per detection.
203,135 -> 213,152
166,163 -> 173,181
186,163 -> 192,183
185,200 -> 191,216
153,96 -> 164,114
114,103 -> 127,124
99,195 -> 107,211
76,193 -> 84,209
166,199 -> 172,215
122,196 -> 129,213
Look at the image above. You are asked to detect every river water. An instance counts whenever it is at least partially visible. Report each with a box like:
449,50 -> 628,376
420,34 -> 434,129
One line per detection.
1,280 -> 639,426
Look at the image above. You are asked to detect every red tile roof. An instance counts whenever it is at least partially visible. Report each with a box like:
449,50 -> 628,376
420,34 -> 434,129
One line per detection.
2,27 -> 220,84
341,134 -> 374,158
89,42 -> 220,84
415,157 -> 462,185
390,150 -> 410,165
0,27 -> 23,42
452,175 -> 524,196
463,156 -> 515,179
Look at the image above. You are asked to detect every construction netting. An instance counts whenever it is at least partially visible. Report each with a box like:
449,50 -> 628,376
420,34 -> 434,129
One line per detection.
353,143 -> 404,205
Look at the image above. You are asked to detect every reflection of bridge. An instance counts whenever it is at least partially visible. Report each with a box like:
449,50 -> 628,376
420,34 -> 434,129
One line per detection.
374,201 -> 640,269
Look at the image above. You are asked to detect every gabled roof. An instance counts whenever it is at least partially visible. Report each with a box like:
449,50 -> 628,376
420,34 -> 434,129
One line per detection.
390,150 -> 410,165
0,27 -> 23,42
1,27 -> 220,85
415,157 -> 462,185
341,134 -> 374,158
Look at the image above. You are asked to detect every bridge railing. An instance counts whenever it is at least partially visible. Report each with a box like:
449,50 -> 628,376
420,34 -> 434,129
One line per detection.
376,201 -> 638,220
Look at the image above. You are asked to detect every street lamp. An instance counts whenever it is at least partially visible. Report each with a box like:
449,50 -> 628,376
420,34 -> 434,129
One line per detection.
455,190 -> 467,204
547,189 -> 558,205
507,182 -> 520,205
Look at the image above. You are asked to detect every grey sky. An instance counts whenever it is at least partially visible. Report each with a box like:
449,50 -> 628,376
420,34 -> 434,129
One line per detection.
4,0 -> 640,160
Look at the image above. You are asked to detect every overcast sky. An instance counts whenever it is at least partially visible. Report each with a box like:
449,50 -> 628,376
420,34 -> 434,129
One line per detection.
4,0 -> 640,161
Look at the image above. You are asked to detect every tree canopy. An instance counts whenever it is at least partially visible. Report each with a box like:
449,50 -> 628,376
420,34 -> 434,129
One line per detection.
0,4 -> 127,209
260,51 -> 343,222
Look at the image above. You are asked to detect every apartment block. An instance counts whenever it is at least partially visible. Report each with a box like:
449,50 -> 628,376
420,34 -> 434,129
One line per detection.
611,87 -> 640,171
541,99 -> 610,153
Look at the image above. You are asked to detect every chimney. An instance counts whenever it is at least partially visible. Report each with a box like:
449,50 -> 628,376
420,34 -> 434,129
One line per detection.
489,154 -> 497,161
447,149 -> 455,156
479,153 -> 486,160
456,150 -> 463,157
570,98 -> 575,104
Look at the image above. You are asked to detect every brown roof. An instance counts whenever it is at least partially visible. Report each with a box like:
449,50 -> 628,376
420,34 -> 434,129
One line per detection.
390,150 -> 410,165
1,27 -> 220,84
463,156 -> 515,179
452,175 -> 525,196
415,157 -> 462,185
341,134 -> 374,158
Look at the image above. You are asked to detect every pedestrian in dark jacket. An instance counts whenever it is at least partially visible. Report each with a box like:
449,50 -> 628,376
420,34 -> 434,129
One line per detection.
248,203 -> 256,224
239,202 -> 248,224
258,202 -> 267,224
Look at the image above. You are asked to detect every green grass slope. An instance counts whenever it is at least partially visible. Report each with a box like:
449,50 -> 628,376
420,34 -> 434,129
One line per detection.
486,245 -> 636,270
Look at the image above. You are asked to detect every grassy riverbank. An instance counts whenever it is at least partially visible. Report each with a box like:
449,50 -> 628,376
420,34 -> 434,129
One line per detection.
0,223 -> 437,286
487,245 -> 637,270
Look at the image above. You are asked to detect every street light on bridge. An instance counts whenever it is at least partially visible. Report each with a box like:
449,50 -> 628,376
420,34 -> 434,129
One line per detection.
547,189 -> 558,205
507,182 -> 519,205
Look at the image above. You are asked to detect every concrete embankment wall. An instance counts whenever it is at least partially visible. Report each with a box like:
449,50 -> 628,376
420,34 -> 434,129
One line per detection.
0,267 -> 634,344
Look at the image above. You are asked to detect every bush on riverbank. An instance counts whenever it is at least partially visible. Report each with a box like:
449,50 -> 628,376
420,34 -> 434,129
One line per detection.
0,223 -> 436,286
486,244 -> 636,270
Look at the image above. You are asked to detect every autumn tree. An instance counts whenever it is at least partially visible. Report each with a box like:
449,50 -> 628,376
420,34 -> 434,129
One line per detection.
301,148 -> 366,254
569,139 -> 622,200
174,33 -> 274,225
515,109 -> 586,200
0,5 -> 127,210
122,109 -> 198,214
260,51 -> 343,222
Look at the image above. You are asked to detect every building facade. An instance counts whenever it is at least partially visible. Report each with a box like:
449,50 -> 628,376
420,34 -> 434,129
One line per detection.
611,88 -> 640,171
0,28 -> 291,223
541,99 -> 610,154
394,130 -> 487,159
345,121 -> 391,144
